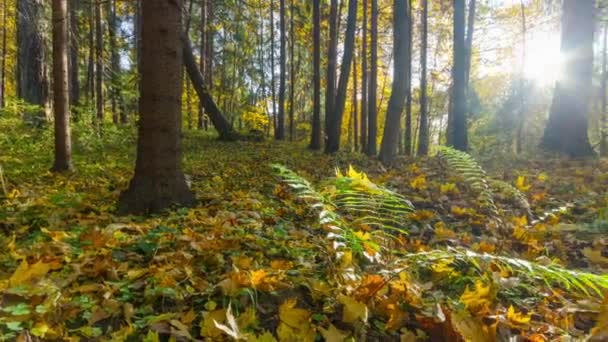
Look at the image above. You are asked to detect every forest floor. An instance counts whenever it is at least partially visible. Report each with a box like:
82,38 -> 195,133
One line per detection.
0,116 -> 607,341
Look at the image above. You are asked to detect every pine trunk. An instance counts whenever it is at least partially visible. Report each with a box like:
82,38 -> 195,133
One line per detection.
309,0 -> 322,150
417,0 -> 429,155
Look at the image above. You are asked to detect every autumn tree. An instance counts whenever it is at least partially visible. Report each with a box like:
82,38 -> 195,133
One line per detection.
276,0 -> 286,140
366,0 -> 378,156
17,0 -> 48,124
360,0 -> 368,151
309,0 -> 322,150
540,0 -> 595,157
326,0 -> 358,153
119,0 -> 194,214
379,0 -> 409,164
403,0 -> 412,156
51,0 -> 73,172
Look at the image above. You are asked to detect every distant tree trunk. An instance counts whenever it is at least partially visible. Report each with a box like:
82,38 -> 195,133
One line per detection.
0,0 -> 7,109
198,0 -> 206,130
185,71 -> 192,129
360,0 -> 368,151
108,0 -> 121,124
69,0 -> 80,107
95,1 -> 104,122
602,24 -> 608,157
417,0 -> 429,155
86,1 -> 94,105
310,0 -> 322,150
276,0 -> 287,140
353,48 -> 358,151
325,0 -> 358,153
540,0 -> 594,157
270,0 -> 278,133
451,0 -> 468,151
325,0 -> 338,146
51,0 -> 73,172
366,0 -> 378,156
514,0 -> 525,154
403,0 -> 412,155
379,0 -> 409,164
464,0 -> 476,87
183,35 -> 238,141
288,0 -> 295,141
17,0 -> 48,124
119,0 -> 195,215
204,0 -> 213,131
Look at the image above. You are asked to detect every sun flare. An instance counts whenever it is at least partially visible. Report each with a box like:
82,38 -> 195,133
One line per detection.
522,31 -> 563,86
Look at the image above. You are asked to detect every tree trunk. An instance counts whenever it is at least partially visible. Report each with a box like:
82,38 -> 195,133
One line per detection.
540,0 -> 594,157
514,0 -> 525,154
276,0 -> 286,140
366,0 -> 378,156
198,0 -> 206,130
119,0 -> 195,215
0,0 -> 7,109
464,0 -> 476,87
417,0 -> 429,155
325,0 -> 338,146
182,35 -> 239,141
95,1 -> 104,122
69,0 -> 80,107
86,1 -> 94,105
353,47 -> 358,151
108,0 -> 121,124
310,0 -> 322,150
403,0 -> 412,155
325,0 -> 358,153
601,24 -> 608,157
360,0 -> 368,151
379,0 -> 409,164
288,0 -> 295,141
270,0 -> 278,133
51,0 -> 73,172
17,0 -> 48,124
451,0 -> 468,151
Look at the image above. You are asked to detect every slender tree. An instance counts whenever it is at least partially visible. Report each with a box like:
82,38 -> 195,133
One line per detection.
107,0 -> 121,124
288,0 -> 295,141
0,0 -> 7,109
51,0 -> 73,172
69,0 -> 80,107
540,0 -> 594,156
325,0 -> 338,146
270,0 -> 278,132
366,0 -> 378,156
353,47 -> 358,150
198,0 -> 206,129
379,0 -> 409,163
17,0 -> 48,124
451,0 -> 468,151
602,24 -> 608,157
417,0 -> 429,155
95,1 -> 104,122
360,0 -> 368,151
310,0 -> 322,150
403,0 -> 412,155
326,0 -> 358,153
119,0 -> 195,214
86,1 -> 94,104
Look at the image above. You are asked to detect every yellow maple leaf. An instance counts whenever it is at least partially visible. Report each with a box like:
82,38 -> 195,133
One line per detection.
515,176 -> 531,192
506,305 -> 531,326
277,299 -> 315,342
338,295 -> 368,323
8,260 -> 56,288
410,175 -> 427,191
459,280 -> 495,315
318,324 -> 349,342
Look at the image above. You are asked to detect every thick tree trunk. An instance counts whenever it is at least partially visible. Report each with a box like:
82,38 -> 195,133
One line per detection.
451,0 -> 468,151
182,35 -> 239,141
540,0 -> 595,157
0,0 -> 7,109
325,0 -> 358,153
276,0 -> 286,139
325,0 -> 338,146
51,0 -> 73,172
366,0 -> 378,156
69,0 -> 80,107
95,1 -> 104,122
309,0 -> 322,150
403,0 -> 412,155
417,0 -> 429,155
360,0 -> 368,151
119,0 -> 195,215
379,0 -> 409,164
17,0 -> 48,124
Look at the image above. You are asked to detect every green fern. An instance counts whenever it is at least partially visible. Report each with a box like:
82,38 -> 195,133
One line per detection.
397,247 -> 608,297
489,179 -> 531,216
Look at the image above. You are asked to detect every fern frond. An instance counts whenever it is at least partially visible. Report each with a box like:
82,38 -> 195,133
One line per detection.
489,179 -> 532,216
397,248 -> 608,297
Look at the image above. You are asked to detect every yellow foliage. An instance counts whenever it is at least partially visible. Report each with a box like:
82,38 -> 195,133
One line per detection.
338,294 -> 368,323
460,280 -> 495,315
410,175 -> 427,191
277,299 -> 315,342
515,176 -> 531,192
506,305 -> 531,326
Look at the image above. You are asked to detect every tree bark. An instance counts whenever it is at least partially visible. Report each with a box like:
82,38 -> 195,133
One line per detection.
198,0 -> 206,130
310,0 -> 322,150
108,0 -> 121,124
95,1 -> 104,122
451,0 -> 468,151
51,0 -> 73,172
353,46 -> 358,151
119,0 -> 195,215
417,0 -> 429,155
360,0 -> 368,151
366,0 -> 378,156
182,35 -> 239,141
86,1 -> 94,105
325,0 -> 338,146
325,0 -> 358,153
17,0 -> 48,124
270,0 -> 278,133
379,0 -> 409,164
0,0 -> 7,109
403,0 -> 412,155
69,0 -> 80,107
276,0 -> 286,139
540,0 -> 594,157
288,0 -> 295,141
